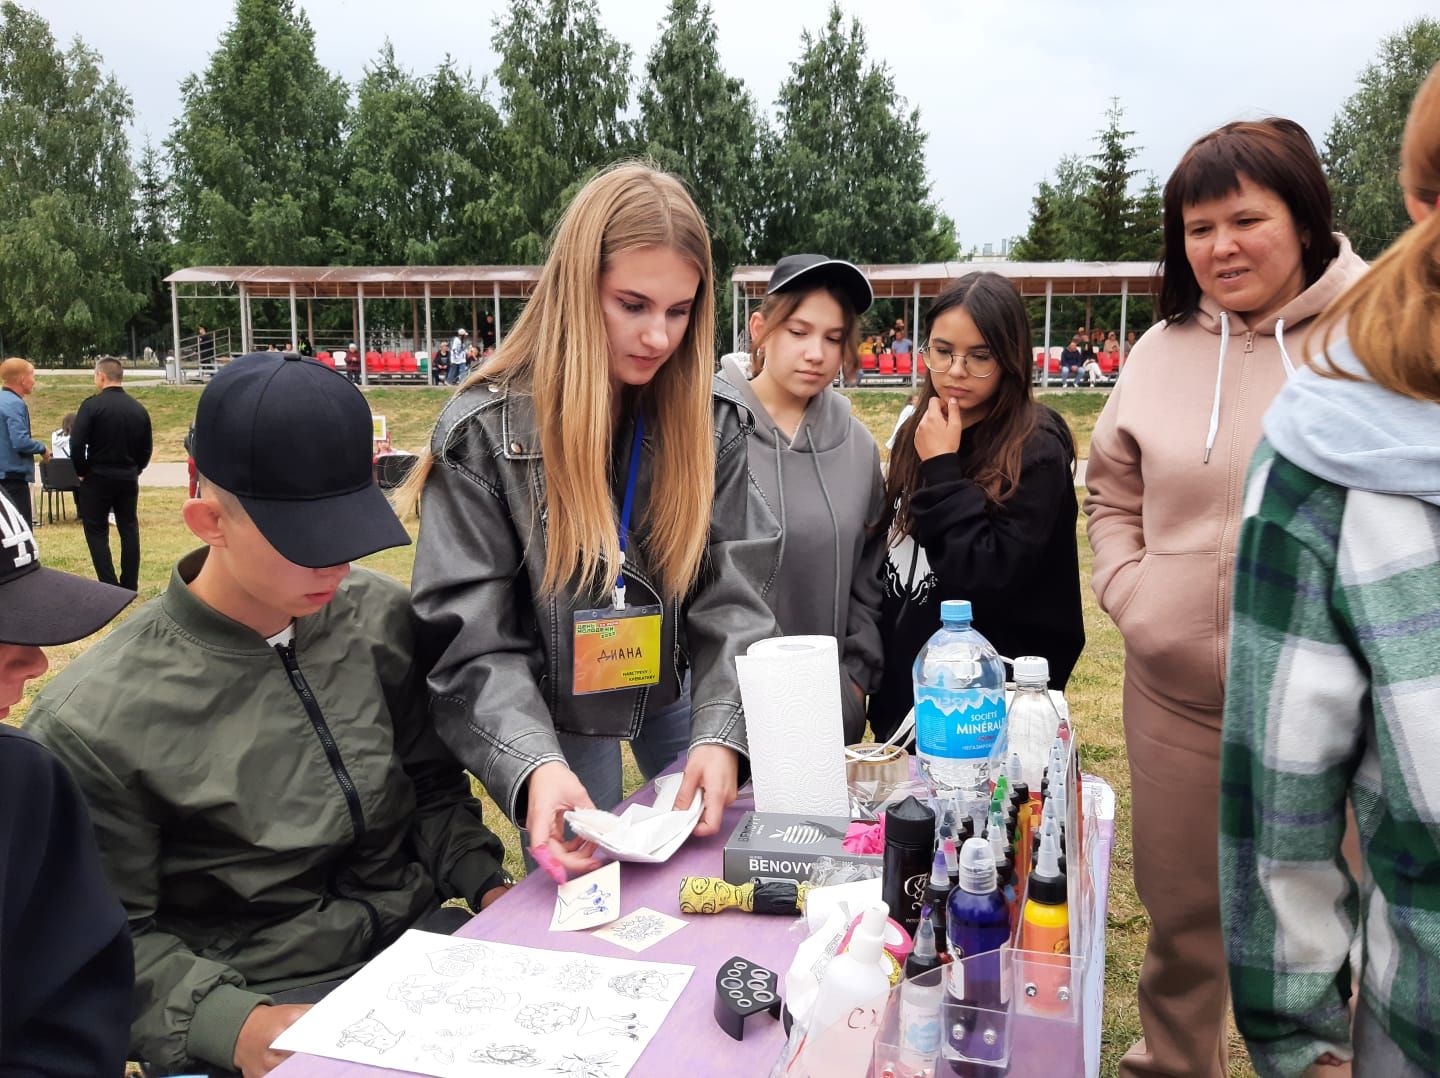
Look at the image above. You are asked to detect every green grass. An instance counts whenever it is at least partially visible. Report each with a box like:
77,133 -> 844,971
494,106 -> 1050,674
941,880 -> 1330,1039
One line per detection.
27,379 -> 1111,468
6,386 -> 1255,1076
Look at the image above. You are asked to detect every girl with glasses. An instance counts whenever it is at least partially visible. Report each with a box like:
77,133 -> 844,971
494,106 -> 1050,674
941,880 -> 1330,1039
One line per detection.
868,271 -> 1085,743
715,255 -> 886,742
401,164 -> 780,876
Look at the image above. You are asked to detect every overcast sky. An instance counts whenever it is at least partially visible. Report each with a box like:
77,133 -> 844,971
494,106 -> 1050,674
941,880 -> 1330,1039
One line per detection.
31,0 -> 1436,247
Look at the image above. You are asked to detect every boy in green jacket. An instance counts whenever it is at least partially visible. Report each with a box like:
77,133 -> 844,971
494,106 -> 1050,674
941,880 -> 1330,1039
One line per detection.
27,353 -> 512,1078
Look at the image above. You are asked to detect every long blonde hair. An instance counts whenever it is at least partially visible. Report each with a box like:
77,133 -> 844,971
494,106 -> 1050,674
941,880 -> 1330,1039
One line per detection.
1316,61 -> 1440,397
399,162 -> 716,600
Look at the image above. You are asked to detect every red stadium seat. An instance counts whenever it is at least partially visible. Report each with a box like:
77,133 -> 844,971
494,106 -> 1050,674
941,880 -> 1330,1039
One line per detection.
400,351 -> 418,373
861,353 -> 878,371
878,354 -> 895,375
896,354 -> 913,376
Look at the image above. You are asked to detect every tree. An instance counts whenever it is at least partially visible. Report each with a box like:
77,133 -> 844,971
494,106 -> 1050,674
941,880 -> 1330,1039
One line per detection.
131,137 -> 175,351
1324,18 -> 1440,259
334,42 -> 502,266
1126,174 -> 1163,262
639,0 -> 763,276
638,0 -> 765,342
1083,99 -> 1140,260
1012,182 -> 1064,262
473,0 -> 635,262
167,0 -> 348,267
760,4 -> 956,265
0,2 -> 142,360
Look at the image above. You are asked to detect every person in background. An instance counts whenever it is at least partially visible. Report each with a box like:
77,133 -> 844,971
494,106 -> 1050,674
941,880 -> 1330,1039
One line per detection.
432,340 -> 451,386
403,164 -> 780,877
1084,117 -> 1367,1078
716,254 -> 885,742
0,358 -> 47,526
465,342 -> 481,375
1104,330 -> 1121,357
1124,329 -> 1138,357
448,327 -> 469,385
0,487 -> 135,1076
1081,350 -> 1106,387
28,353 -> 510,1078
71,357 -> 153,593
1059,336 -> 1085,388
482,312 -> 497,350
891,318 -> 913,356
870,272 -> 1084,741
1221,60 -> 1440,1078
51,413 -> 75,460
343,342 -> 360,385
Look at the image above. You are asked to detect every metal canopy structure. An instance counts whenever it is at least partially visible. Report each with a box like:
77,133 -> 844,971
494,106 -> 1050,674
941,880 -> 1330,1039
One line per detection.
731,260 -> 1161,384
165,265 -> 544,385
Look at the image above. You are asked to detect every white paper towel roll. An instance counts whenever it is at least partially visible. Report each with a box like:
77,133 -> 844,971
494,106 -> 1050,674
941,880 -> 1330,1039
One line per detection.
735,635 -> 849,816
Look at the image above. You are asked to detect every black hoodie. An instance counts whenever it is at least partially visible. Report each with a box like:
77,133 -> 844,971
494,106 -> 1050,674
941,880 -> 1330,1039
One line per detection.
868,405 -> 1085,742
0,726 -> 132,1075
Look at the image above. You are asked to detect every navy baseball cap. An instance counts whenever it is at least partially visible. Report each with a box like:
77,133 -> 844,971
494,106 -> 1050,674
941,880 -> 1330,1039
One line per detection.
766,254 -> 873,314
192,352 -> 411,568
0,489 -> 133,645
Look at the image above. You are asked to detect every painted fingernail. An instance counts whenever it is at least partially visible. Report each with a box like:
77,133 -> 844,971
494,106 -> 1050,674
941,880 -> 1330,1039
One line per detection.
530,845 -> 568,884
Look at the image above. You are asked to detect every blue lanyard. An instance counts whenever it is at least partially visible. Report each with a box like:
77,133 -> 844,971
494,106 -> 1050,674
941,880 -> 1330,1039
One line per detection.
614,411 -> 644,609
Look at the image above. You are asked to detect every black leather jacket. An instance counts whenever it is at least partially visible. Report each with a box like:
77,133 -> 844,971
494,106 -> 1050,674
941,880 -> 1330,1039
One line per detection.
412,377 -> 781,822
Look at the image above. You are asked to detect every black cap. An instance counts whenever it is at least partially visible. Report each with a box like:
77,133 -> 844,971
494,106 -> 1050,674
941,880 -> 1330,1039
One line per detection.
766,254 -> 873,314
192,352 -> 411,568
884,794 -> 937,846
0,490 -> 133,645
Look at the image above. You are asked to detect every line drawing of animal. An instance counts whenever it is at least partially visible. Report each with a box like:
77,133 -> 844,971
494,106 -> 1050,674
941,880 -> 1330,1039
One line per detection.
428,942 -> 491,978
514,1001 -> 579,1036
549,1050 -> 617,1077
336,1010 -> 402,1054
471,1043 -> 542,1067
386,973 -> 449,1014
608,969 -> 682,1001
417,1042 -> 455,1065
447,985 -> 521,1014
767,821 -> 843,844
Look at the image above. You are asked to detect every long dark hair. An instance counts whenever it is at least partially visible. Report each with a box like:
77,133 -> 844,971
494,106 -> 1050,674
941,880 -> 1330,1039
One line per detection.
886,272 -> 1069,537
1158,118 -> 1338,324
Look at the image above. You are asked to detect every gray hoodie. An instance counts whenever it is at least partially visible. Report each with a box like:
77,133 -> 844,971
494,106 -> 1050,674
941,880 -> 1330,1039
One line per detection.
1264,340 -> 1440,505
715,356 -> 886,741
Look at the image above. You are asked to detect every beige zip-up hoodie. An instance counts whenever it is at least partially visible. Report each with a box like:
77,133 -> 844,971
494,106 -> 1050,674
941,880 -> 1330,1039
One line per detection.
1085,236 -> 1367,712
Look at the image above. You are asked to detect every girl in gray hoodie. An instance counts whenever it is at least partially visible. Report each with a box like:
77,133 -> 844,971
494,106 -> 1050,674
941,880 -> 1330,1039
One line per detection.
715,254 -> 886,741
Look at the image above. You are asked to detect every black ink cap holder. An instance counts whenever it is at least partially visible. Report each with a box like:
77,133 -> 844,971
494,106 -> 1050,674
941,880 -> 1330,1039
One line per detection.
713,956 -> 782,1040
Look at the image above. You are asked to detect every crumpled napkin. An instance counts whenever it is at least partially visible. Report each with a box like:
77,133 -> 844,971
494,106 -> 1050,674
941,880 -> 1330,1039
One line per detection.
564,773 -> 703,863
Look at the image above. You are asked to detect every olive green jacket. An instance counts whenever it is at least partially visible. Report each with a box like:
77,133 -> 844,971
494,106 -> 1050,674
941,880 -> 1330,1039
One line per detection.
26,551 -> 507,1070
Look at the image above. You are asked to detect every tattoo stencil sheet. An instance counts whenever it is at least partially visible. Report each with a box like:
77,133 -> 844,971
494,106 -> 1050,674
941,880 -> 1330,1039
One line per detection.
592,907 -> 688,954
272,929 -> 693,1077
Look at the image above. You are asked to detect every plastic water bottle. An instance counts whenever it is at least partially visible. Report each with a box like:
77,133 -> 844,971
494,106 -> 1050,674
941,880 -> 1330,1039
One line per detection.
912,599 -> 1007,800
1007,656 -> 1063,793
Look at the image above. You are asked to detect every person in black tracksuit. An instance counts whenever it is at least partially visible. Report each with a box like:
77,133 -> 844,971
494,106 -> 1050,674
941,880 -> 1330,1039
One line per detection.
71,357 -> 152,591
868,272 -> 1085,743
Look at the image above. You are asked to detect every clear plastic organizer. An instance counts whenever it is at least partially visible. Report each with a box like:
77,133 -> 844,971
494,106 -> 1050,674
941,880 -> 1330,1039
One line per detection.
782,775 -> 1113,1078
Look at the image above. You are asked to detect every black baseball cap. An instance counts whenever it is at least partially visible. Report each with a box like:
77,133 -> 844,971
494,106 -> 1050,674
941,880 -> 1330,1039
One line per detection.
0,490 -> 133,645
192,352 -> 411,568
766,254 -> 873,314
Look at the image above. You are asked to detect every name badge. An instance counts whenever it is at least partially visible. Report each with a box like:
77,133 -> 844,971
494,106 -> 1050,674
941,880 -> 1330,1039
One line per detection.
573,604 -> 663,695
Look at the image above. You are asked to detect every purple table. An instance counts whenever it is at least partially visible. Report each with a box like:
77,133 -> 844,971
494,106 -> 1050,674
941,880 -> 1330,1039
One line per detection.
273,783 -> 799,1077
274,780 -> 1116,1077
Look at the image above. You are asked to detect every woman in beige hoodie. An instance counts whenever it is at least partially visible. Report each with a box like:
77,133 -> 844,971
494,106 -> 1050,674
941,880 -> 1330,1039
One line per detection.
1085,118 -> 1367,1078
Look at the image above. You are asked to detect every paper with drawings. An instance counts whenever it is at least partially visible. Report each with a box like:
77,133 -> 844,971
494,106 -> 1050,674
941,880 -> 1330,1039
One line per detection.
271,930 -> 693,1077
550,860 -> 621,931
565,773 -> 702,862
593,907 -> 688,953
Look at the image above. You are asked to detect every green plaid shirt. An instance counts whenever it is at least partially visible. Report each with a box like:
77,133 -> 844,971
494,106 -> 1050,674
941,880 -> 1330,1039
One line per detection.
1221,442 -> 1440,1077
